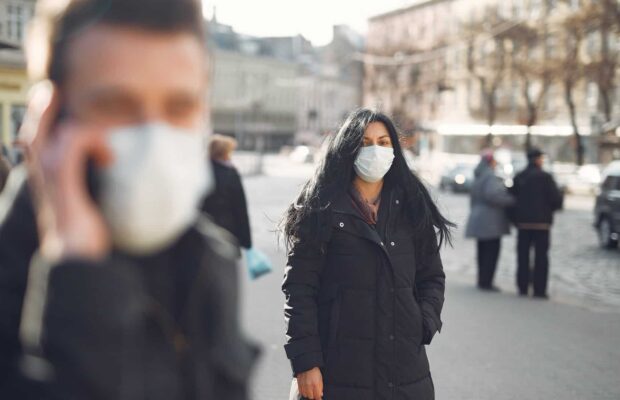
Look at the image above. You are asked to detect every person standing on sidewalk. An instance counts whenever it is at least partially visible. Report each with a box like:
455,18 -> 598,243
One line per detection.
281,109 -> 453,400
465,150 -> 515,292
0,152 -> 11,193
201,134 -> 252,257
509,148 -> 563,299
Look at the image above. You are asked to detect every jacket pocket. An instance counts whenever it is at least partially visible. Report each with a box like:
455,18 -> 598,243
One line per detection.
328,293 -> 341,352
395,287 -> 424,347
412,299 -> 425,348
318,284 -> 340,364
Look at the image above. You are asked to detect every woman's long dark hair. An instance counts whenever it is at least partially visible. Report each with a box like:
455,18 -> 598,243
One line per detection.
281,108 -> 454,251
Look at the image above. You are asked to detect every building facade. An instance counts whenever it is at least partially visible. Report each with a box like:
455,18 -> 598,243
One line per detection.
0,0 -> 34,159
210,19 -> 364,151
211,48 -> 299,151
364,0 -> 455,133
364,0 -> 620,163
296,25 -> 364,146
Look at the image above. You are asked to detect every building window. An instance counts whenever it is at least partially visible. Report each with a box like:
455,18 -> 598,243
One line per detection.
4,2 -> 33,42
530,0 -> 543,18
546,0 -> 558,12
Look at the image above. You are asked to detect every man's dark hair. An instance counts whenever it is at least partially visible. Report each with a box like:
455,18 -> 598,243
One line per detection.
28,0 -> 206,84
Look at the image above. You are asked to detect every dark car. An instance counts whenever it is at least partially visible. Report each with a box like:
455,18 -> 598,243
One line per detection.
439,163 -> 475,193
594,162 -> 620,249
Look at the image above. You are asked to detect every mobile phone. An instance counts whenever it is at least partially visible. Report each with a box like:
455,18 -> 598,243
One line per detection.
54,104 -> 102,205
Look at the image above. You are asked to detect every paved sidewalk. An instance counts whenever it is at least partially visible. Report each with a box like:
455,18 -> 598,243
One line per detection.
428,281 -> 620,400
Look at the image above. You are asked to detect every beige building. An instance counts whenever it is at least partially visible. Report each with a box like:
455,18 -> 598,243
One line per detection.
210,20 -> 364,151
211,48 -> 299,151
296,25 -> 364,145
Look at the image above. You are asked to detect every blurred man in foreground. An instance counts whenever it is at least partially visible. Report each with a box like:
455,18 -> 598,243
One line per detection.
0,0 -> 257,398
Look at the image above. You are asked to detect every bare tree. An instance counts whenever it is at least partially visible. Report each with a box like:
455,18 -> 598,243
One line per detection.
506,19 -> 555,151
551,4 -> 589,165
580,0 -> 620,124
463,7 -> 511,147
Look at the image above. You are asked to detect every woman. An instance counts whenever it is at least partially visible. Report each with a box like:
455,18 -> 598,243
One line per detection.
465,150 -> 515,291
281,109 -> 453,400
201,134 -> 252,256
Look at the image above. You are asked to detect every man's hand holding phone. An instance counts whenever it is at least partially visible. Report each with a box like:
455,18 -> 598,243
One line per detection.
20,82 -> 113,261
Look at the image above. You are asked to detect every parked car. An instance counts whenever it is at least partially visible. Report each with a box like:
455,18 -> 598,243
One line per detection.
439,162 -> 475,193
553,163 -> 602,195
594,161 -> 620,249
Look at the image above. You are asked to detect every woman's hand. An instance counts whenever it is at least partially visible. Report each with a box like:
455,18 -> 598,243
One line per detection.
297,367 -> 323,399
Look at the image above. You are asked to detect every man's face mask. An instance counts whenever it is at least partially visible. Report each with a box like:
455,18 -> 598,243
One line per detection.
99,123 -> 213,255
354,145 -> 395,183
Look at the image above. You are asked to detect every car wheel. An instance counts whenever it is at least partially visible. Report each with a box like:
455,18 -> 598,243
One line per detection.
598,217 -> 618,249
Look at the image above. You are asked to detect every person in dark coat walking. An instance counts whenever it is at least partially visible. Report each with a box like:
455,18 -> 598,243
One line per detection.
201,134 -> 252,256
0,0 -> 257,398
509,148 -> 563,299
281,109 -> 454,400
465,151 -> 515,291
0,153 -> 11,193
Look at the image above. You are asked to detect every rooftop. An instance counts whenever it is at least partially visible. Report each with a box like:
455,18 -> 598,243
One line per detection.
369,0 -> 453,22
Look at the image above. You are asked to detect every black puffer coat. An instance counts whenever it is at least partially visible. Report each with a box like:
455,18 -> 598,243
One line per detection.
283,185 -> 445,400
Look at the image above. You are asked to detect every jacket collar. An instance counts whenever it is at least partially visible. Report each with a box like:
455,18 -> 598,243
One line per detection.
331,182 -> 399,250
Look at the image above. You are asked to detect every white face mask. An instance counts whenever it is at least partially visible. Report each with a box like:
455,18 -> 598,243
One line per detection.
354,145 -> 395,183
99,123 -> 212,255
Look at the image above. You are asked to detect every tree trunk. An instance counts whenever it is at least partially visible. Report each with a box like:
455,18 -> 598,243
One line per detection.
600,87 -> 613,123
526,104 -> 538,152
484,86 -> 497,148
564,80 -> 584,165
521,80 -> 537,152
598,23 -> 614,123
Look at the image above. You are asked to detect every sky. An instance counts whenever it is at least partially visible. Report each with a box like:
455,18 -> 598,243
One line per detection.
202,0 -> 419,46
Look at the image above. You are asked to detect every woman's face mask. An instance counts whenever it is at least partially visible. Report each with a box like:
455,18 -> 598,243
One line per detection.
354,145 -> 395,183
99,123 -> 212,255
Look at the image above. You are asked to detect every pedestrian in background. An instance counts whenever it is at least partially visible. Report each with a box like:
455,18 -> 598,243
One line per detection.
282,109 -> 453,400
0,0 -> 257,398
465,150 -> 515,292
509,148 -> 563,299
0,152 -> 10,193
201,134 -> 252,256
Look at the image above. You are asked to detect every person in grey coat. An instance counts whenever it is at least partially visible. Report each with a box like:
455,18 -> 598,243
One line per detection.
465,151 -> 515,291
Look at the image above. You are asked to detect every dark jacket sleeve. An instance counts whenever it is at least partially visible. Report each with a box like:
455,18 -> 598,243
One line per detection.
415,228 -> 446,345
0,175 -> 39,393
545,173 -> 564,212
193,222 -> 259,400
230,170 -> 252,249
282,240 -> 326,375
482,175 -> 515,208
